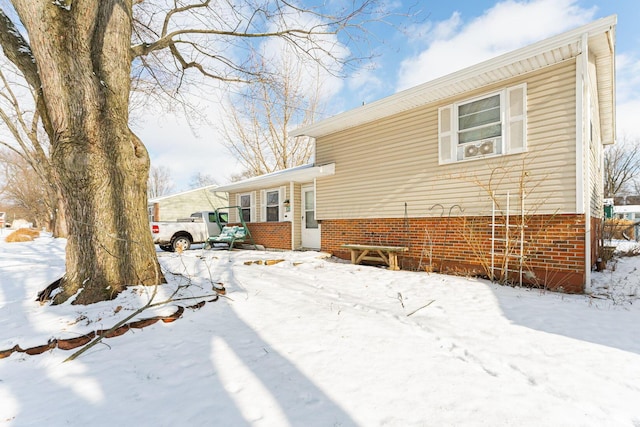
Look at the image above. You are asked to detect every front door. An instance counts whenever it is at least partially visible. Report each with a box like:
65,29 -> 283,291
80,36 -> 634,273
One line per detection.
301,185 -> 320,249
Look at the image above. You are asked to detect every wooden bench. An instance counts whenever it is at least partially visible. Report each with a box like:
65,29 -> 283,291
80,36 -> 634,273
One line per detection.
341,244 -> 408,270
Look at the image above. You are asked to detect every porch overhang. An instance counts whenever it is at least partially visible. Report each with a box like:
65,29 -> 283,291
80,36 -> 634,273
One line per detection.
214,163 -> 336,193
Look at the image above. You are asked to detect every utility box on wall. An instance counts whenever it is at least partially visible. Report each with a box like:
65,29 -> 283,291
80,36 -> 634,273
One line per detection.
604,198 -> 614,219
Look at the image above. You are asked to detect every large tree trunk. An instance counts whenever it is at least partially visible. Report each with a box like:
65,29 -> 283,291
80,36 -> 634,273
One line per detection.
12,0 -> 164,304
52,190 -> 68,238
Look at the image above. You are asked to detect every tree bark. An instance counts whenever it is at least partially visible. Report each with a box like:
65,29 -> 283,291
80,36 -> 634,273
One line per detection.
11,0 -> 164,304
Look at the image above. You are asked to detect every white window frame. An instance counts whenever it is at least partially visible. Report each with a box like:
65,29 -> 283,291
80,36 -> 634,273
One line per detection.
439,83 -> 527,164
261,187 -> 284,222
237,192 -> 255,223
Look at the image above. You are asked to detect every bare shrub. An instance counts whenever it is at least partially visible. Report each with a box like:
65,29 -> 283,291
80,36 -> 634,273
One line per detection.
603,218 -> 637,241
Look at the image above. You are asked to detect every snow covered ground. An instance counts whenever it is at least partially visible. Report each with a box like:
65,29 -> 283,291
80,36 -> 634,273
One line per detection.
1,234 -> 639,426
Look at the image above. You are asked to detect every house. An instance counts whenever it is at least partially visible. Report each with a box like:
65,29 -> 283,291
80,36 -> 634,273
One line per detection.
148,185 -> 229,221
610,196 -> 640,241
614,205 -> 640,223
215,16 -> 617,293
213,164 -> 335,250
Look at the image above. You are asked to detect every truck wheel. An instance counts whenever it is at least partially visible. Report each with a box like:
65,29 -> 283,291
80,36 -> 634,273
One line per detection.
159,245 -> 172,252
171,235 -> 191,252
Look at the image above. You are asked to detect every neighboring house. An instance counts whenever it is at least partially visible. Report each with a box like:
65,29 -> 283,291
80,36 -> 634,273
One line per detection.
613,195 -> 640,207
216,16 -> 617,293
148,185 -> 229,221
612,201 -> 640,242
614,205 -> 640,222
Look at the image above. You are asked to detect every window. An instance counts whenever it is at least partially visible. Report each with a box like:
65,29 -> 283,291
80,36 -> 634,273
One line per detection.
304,189 -> 318,229
266,190 -> 279,222
439,83 -> 526,164
458,94 -> 501,143
238,193 -> 253,223
260,188 -> 284,222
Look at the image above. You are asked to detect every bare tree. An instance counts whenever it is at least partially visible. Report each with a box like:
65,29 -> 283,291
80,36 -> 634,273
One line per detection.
221,47 -> 322,177
604,136 -> 640,198
0,1 -> 381,304
0,148 -> 50,228
0,61 -> 66,235
147,165 -> 174,199
189,172 -> 218,189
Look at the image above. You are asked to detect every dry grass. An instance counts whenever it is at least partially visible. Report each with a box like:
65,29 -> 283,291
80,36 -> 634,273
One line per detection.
604,218 -> 637,240
4,228 -> 40,243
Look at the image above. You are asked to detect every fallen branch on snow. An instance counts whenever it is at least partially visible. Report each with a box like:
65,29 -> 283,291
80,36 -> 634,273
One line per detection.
406,300 -> 435,317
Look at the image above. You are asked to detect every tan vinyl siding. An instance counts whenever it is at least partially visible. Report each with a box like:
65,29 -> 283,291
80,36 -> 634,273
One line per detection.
315,60 -> 578,219
229,191 -> 258,223
152,188 -> 228,221
588,52 -> 604,218
229,186 -> 292,223
228,192 -> 239,223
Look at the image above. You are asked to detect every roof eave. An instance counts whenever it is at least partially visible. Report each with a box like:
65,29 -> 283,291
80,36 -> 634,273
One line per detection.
292,15 -> 617,139
215,163 -> 336,193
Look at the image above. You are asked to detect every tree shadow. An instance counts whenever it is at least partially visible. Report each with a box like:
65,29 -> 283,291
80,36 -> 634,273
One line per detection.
490,285 -> 640,355
0,245 -> 357,426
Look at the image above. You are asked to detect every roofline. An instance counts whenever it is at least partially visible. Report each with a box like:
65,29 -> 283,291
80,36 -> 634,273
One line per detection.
148,184 -> 221,203
215,163 -> 336,193
292,15 -> 617,139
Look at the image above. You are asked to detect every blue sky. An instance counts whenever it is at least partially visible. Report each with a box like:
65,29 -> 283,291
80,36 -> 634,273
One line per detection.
138,0 -> 640,191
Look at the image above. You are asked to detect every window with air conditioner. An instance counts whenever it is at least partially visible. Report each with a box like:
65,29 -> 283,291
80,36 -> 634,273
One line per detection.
438,83 -> 526,164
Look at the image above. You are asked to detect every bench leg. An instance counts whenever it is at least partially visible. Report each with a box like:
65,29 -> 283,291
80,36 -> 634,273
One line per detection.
375,250 -> 389,266
355,249 -> 372,264
389,253 -> 399,270
350,249 -> 357,264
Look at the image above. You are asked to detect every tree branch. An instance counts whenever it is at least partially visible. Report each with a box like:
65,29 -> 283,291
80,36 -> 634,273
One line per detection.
0,8 -> 40,92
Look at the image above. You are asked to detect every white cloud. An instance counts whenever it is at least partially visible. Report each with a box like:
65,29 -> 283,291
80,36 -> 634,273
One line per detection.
616,99 -> 640,142
132,90 -> 241,192
429,12 -> 463,43
396,0 -> 596,91
615,53 -> 640,140
617,53 -> 640,102
346,65 -> 384,104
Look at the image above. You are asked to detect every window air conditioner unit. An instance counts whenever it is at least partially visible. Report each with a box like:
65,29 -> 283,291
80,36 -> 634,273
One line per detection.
479,139 -> 496,155
464,144 -> 479,158
463,138 -> 496,159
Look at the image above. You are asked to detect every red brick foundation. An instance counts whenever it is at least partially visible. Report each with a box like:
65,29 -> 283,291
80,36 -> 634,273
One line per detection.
321,214 -> 591,293
242,222 -> 291,250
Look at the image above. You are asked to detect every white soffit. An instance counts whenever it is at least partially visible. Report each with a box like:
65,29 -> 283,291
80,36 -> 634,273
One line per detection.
214,163 -> 336,193
293,15 -> 616,140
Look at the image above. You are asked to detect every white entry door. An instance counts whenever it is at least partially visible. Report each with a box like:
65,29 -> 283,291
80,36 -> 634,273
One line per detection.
301,185 -> 320,249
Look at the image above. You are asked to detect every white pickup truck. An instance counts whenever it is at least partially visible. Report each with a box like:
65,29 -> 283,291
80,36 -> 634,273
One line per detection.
150,210 -> 228,252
